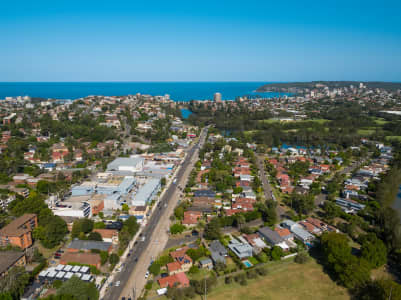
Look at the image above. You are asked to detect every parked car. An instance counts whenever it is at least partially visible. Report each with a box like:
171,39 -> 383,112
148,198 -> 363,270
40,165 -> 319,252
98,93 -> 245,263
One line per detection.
145,271 -> 149,279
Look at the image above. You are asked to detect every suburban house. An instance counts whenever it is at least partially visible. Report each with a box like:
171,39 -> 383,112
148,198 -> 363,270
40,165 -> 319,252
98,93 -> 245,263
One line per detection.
182,211 -> 202,226
167,247 -> 193,275
158,272 -> 190,288
258,226 -> 284,246
209,240 -> 227,264
198,258 -> 213,270
0,214 -> 37,250
0,251 -> 26,277
281,220 -> 315,244
93,229 -> 119,244
227,239 -> 253,259
60,252 -> 101,269
243,233 -> 267,254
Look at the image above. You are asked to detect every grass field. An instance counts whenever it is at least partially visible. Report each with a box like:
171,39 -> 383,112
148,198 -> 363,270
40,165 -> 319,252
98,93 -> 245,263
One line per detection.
261,119 -> 329,124
373,118 -> 389,125
203,259 -> 350,300
357,129 -> 375,136
386,135 -> 401,141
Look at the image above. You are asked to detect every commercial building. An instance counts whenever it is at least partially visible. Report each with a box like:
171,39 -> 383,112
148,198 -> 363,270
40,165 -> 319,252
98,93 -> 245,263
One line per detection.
107,157 -> 144,173
67,239 -> 112,253
213,92 -> 222,102
131,178 -> 161,206
0,214 -> 37,250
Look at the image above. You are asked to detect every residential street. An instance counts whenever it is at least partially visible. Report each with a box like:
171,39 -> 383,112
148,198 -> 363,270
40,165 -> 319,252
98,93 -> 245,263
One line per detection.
256,155 -> 286,218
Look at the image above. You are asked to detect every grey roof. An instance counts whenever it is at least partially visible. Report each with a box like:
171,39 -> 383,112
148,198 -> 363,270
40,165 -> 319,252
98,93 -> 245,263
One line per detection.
194,190 -> 215,198
281,219 -> 296,228
258,227 -> 284,245
199,258 -> 212,265
209,240 -> 227,255
0,251 -> 25,275
228,240 -> 253,258
107,157 -> 144,170
67,239 -> 112,252
291,225 -> 315,242
211,252 -> 226,264
132,178 -> 160,204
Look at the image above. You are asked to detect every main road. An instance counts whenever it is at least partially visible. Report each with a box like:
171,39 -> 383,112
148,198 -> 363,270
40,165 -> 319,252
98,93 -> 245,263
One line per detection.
103,127 -> 208,300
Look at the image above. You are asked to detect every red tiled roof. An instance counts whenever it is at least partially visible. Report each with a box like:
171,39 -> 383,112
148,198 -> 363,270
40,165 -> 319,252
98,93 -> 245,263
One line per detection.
158,272 -> 190,288
167,261 -> 181,273
274,227 -> 291,238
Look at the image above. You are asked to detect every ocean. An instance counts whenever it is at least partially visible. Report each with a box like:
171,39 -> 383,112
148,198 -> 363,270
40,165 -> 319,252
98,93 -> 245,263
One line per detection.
0,82 -> 284,101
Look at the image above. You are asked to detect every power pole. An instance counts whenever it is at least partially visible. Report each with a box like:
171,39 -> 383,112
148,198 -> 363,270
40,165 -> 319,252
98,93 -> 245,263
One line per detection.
204,274 -> 207,300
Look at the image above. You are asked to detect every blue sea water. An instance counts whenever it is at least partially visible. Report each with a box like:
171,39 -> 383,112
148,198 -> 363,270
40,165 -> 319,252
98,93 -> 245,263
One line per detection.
0,82 -> 284,101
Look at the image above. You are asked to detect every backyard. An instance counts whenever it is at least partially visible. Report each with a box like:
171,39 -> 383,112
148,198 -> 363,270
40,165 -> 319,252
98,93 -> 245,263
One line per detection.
200,258 -> 350,300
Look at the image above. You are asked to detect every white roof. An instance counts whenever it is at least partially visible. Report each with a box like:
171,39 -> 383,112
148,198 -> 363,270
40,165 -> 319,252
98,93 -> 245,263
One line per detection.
47,271 -> 57,278
81,274 -> 92,281
72,266 -> 81,272
56,271 -> 66,279
63,265 -> 73,272
157,288 -> 168,295
56,264 -> 65,271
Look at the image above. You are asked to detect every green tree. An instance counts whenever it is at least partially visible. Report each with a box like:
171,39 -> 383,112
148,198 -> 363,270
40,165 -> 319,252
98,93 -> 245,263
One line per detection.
360,234 -> 387,268
57,276 -> 98,300
87,231 -> 103,241
204,218 -> 221,240
100,251 -> 109,265
170,223 -> 185,234
34,215 -> 68,248
0,267 -> 31,299
121,204 -> 129,213
148,262 -> 161,276
109,253 -> 119,265
270,246 -> 284,261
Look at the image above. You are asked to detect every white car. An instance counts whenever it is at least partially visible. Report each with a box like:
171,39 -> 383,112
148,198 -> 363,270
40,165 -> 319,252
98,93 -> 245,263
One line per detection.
145,271 -> 150,279
115,281 -> 120,287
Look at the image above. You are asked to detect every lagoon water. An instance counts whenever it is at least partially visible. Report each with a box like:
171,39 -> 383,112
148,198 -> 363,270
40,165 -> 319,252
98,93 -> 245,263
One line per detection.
394,186 -> 401,217
0,82 -> 284,101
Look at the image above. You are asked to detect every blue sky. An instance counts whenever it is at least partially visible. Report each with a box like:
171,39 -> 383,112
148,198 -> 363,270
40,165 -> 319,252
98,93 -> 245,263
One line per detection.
1,0 -> 401,81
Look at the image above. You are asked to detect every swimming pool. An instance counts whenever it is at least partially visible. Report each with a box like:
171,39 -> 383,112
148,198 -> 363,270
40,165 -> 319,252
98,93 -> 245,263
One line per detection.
243,260 -> 252,268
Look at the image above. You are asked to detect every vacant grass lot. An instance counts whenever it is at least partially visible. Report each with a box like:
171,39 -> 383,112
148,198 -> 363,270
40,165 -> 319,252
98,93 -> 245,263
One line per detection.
204,259 -> 350,300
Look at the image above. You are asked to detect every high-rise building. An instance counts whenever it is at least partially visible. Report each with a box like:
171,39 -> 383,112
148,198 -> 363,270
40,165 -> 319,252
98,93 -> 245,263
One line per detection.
213,92 -> 222,102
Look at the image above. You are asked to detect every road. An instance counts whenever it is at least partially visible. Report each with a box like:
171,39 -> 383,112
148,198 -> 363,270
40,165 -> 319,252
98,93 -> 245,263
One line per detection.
103,127 -> 208,300
256,155 -> 286,218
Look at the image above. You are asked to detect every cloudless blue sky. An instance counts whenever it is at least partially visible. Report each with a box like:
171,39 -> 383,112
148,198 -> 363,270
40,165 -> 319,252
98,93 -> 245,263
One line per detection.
1,0 -> 401,81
